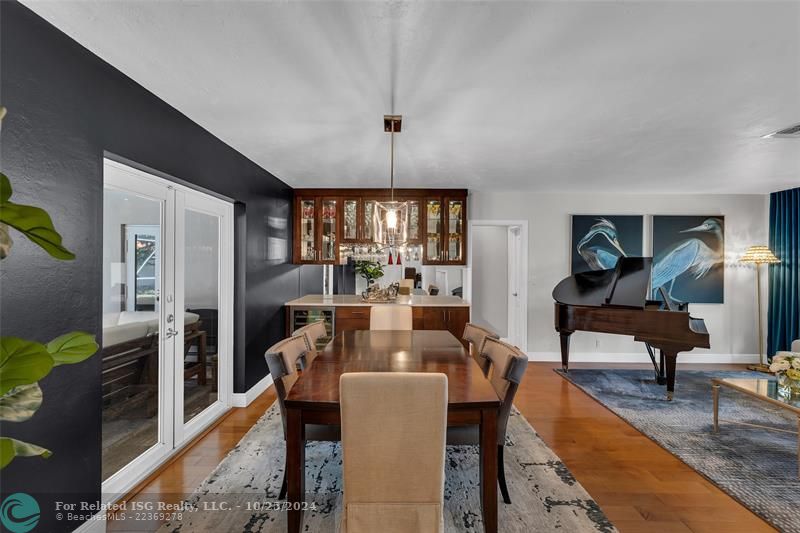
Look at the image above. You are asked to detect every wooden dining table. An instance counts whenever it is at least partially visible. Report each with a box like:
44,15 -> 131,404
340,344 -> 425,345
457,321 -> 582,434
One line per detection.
284,329 -> 502,533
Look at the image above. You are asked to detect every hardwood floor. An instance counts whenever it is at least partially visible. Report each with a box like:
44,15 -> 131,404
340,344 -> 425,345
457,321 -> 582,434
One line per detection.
109,362 -> 775,532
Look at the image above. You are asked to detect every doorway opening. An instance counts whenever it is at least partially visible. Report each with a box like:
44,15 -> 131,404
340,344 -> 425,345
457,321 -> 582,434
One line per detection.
465,220 -> 528,351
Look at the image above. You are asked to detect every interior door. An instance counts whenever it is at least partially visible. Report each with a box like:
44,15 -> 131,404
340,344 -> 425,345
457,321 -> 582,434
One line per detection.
507,226 -> 523,348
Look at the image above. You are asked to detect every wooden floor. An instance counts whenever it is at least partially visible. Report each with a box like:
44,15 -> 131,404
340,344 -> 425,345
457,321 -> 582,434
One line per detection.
110,362 -> 775,532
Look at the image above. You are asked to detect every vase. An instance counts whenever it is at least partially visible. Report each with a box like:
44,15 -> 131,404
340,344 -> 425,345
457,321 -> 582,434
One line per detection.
777,373 -> 800,398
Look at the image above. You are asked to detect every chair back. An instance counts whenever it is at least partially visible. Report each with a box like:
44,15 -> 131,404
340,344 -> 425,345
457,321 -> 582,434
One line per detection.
399,279 -> 415,290
292,320 -> 327,368
370,305 -> 412,331
792,339 -> 800,352
481,337 -> 528,444
340,372 -> 447,533
462,323 -> 500,375
264,335 -> 310,437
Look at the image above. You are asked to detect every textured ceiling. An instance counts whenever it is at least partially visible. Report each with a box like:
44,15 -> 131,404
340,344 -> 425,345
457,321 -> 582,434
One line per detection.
22,1 -> 800,193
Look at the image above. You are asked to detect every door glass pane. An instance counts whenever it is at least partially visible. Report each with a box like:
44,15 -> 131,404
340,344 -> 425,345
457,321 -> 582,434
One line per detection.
300,199 -> 315,261
343,199 -> 358,241
102,188 -> 162,481
426,199 -> 442,261
363,200 -> 375,242
321,199 -> 337,261
408,201 -> 420,241
447,200 -> 464,262
184,209 -> 219,424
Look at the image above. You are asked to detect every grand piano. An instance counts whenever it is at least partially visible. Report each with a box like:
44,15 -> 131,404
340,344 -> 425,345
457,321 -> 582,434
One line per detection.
553,256 -> 710,399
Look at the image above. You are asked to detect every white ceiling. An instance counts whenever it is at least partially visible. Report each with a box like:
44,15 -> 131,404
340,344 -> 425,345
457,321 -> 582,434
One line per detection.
23,1 -> 800,193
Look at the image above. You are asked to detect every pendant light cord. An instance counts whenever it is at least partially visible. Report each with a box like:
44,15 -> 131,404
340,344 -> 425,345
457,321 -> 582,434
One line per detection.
390,120 -> 395,201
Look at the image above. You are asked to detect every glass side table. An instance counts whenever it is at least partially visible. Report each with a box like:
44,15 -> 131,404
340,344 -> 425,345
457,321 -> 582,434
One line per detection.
711,377 -> 800,476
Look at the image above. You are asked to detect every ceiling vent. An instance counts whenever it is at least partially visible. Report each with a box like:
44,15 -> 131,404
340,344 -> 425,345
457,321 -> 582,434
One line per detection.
764,123 -> 800,138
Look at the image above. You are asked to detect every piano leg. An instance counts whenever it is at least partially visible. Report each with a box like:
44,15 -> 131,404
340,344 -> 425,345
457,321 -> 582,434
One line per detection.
663,351 -> 677,401
559,332 -> 573,372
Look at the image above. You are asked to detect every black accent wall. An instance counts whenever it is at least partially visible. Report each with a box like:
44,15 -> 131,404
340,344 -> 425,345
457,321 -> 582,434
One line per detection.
0,3 -> 300,530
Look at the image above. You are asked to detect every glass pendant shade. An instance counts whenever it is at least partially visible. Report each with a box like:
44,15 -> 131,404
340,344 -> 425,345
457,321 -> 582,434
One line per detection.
373,200 -> 408,247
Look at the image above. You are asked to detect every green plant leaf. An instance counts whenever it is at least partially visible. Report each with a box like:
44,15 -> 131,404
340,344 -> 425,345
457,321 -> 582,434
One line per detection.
0,173 -> 11,203
0,383 -> 42,422
0,173 -> 75,260
0,436 -> 52,469
46,332 -> 98,366
0,337 -> 54,397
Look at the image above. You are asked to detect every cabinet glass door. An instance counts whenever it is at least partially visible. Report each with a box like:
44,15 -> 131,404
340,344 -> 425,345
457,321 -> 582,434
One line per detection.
362,200 -> 375,242
343,199 -> 359,242
320,198 -> 337,262
299,199 -> 316,261
425,199 -> 443,262
407,200 -> 421,243
446,198 -> 465,263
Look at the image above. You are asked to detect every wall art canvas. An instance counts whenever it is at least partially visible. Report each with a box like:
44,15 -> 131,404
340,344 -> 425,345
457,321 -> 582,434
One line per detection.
570,215 -> 643,274
651,215 -> 725,304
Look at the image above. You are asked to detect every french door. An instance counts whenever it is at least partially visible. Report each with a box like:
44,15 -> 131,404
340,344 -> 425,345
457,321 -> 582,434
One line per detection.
102,159 -> 233,498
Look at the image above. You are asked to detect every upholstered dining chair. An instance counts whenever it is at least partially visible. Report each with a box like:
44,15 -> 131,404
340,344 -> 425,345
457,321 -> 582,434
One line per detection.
292,319 -> 328,369
462,323 -> 500,376
264,335 -> 340,499
370,305 -> 413,331
340,372 -> 448,533
446,337 -> 527,505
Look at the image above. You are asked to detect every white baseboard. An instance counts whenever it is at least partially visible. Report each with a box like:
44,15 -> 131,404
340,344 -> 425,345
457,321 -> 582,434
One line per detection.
526,351 -> 760,364
72,515 -> 106,533
231,374 -> 274,407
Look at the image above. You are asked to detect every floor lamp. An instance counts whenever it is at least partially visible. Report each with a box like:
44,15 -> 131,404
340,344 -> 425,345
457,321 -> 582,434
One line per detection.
739,245 -> 781,372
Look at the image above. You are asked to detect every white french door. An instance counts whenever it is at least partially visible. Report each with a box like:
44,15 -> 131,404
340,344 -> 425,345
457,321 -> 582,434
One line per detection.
102,159 -> 233,500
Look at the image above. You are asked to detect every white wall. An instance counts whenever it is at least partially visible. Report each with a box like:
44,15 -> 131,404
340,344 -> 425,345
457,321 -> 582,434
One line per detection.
472,226 -> 508,336
469,192 -> 769,361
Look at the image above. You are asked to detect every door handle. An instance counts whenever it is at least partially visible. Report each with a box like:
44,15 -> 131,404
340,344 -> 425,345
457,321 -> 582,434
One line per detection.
165,328 -> 180,340
512,292 -> 518,297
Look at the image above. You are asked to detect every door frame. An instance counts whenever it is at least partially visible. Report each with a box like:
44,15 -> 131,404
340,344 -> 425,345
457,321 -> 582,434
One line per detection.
102,158 -> 234,503
465,220 -> 528,351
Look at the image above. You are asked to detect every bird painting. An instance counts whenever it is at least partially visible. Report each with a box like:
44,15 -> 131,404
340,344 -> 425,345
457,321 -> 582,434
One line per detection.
651,216 -> 724,303
577,218 -> 626,270
571,215 -> 643,274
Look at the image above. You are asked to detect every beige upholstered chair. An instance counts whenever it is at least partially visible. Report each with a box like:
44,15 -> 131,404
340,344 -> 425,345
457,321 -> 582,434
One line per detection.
264,336 -> 340,499
447,337 -> 527,504
399,279 -> 415,290
340,372 -> 448,533
370,305 -> 413,331
292,319 -> 327,369
792,339 -> 800,352
462,323 -> 500,376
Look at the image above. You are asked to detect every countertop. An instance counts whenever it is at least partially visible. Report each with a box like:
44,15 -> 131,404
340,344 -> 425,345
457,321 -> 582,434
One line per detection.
285,294 -> 470,307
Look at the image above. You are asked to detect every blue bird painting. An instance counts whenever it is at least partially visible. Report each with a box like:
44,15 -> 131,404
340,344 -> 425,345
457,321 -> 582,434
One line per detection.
576,218 -> 627,271
651,217 -> 724,302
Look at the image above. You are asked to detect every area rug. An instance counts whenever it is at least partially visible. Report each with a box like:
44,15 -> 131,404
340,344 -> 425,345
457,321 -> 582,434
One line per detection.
558,368 -> 800,533
159,403 -> 616,532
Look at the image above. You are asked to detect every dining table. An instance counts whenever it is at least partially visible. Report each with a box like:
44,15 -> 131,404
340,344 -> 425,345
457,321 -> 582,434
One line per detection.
284,329 -> 502,533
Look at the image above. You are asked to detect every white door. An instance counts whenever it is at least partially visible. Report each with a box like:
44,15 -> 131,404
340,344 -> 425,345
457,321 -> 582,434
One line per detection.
506,226 -> 525,349
102,159 -> 233,499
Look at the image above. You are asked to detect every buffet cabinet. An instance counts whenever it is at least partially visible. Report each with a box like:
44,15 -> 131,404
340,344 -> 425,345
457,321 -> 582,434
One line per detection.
287,305 -> 470,348
292,189 -> 468,265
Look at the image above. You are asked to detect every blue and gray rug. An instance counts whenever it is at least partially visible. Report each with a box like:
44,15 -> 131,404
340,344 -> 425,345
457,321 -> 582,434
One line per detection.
159,403 -> 616,532
558,368 -> 799,533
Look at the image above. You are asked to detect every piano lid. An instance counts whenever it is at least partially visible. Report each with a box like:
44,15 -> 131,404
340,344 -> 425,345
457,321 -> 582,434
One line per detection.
553,257 -> 653,309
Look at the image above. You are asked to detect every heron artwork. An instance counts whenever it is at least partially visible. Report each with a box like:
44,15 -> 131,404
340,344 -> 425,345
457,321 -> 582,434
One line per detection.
576,218 -> 628,271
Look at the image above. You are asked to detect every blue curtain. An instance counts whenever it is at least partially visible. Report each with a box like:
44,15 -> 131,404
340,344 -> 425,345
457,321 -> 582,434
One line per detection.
768,187 -> 800,355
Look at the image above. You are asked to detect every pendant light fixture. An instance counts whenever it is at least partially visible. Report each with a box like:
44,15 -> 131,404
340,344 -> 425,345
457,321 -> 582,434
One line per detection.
373,115 -> 409,247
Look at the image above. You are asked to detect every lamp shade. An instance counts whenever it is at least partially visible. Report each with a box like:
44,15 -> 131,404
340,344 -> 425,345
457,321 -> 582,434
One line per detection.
739,245 -> 781,264
373,200 -> 408,247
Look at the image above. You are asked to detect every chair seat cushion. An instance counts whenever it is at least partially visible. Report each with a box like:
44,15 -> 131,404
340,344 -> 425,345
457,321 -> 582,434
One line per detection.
343,502 -> 443,533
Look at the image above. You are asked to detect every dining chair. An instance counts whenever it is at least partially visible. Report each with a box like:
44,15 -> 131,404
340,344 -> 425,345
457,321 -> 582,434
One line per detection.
264,335 -> 340,499
340,372 -> 448,533
292,319 -> 327,369
446,337 -> 527,504
370,305 -> 413,330
462,323 -> 500,376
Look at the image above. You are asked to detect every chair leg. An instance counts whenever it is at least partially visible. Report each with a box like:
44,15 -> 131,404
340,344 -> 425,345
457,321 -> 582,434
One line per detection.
279,454 -> 288,499
498,444 -> 511,504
